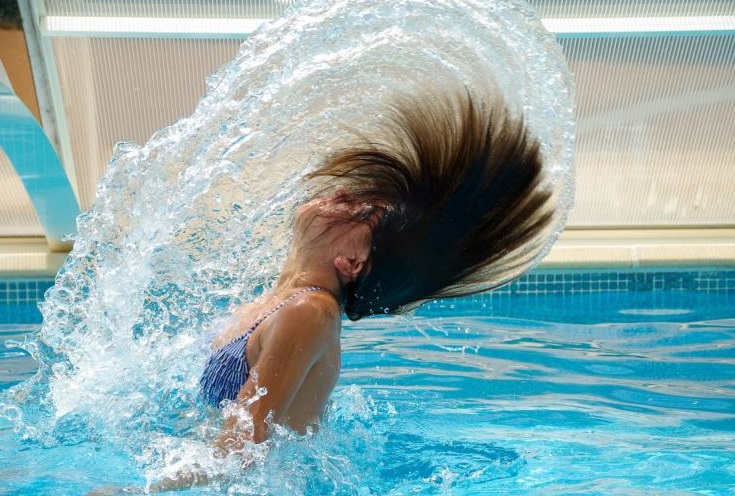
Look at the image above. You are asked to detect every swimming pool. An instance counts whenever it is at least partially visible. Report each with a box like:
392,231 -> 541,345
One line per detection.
2,267 -> 733,495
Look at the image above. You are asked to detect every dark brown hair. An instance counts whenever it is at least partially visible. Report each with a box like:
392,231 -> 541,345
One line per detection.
308,89 -> 553,319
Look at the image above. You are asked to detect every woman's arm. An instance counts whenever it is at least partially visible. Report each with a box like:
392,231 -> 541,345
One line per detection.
216,297 -> 339,449
86,298 -> 339,494
86,467 -> 215,494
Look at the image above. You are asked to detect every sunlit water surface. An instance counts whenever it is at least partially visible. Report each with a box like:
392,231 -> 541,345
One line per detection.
2,289 -> 734,495
0,0 -> 577,492
5,0 -> 725,494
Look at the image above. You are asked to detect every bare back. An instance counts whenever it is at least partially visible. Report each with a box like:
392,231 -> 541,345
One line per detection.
214,289 -> 342,446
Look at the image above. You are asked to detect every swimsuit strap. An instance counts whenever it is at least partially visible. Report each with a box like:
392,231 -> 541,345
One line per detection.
200,285 -> 329,407
218,285 -> 331,350
246,285 -> 327,333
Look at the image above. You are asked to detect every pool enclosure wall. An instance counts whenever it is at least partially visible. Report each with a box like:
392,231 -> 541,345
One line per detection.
1,0 -> 734,275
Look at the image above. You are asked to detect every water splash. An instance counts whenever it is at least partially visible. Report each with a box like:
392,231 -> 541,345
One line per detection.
1,0 -> 573,490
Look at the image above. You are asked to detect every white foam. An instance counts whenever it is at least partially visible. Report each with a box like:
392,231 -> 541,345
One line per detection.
3,0 -> 574,484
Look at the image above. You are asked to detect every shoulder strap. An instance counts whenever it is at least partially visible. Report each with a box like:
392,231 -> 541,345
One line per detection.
245,285 -> 326,334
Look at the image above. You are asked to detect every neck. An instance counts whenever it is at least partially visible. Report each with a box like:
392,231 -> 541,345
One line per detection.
274,252 -> 344,305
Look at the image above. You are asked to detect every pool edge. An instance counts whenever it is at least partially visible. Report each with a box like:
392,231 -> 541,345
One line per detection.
1,228 -> 734,279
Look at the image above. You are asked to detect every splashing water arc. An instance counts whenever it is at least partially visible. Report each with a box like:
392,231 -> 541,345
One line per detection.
3,0 -> 573,463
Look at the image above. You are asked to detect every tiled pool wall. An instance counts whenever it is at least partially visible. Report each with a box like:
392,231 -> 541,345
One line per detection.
0,279 -> 55,324
497,268 -> 735,295
421,267 -> 735,321
2,268 -> 734,324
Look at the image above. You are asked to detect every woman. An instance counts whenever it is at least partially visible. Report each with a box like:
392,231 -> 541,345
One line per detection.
145,88 -> 553,491
201,189 -> 380,447
204,88 -> 551,445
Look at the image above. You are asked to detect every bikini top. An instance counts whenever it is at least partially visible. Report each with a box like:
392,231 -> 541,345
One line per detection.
199,286 -> 326,408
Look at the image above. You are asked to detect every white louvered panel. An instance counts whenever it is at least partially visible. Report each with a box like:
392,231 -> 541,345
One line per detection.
29,0 -> 735,228
43,0 -> 298,20
51,36 -> 242,210
530,0 -> 734,18
0,148 -> 43,236
563,35 -> 735,227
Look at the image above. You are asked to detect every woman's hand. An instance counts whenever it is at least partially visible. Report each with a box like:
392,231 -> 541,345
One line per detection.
86,464 -> 212,494
147,464 -> 211,492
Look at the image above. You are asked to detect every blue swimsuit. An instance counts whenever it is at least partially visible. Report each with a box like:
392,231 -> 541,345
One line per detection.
199,286 -> 325,407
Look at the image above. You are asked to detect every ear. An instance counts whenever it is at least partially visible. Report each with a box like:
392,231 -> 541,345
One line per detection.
334,255 -> 365,281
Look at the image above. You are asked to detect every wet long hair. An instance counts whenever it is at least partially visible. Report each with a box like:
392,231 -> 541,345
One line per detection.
308,89 -> 554,320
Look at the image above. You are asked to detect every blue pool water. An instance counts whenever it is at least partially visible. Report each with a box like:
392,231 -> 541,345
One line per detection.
1,268 -> 734,495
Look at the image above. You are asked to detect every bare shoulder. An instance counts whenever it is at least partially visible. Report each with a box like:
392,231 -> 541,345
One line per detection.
270,290 -> 341,341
